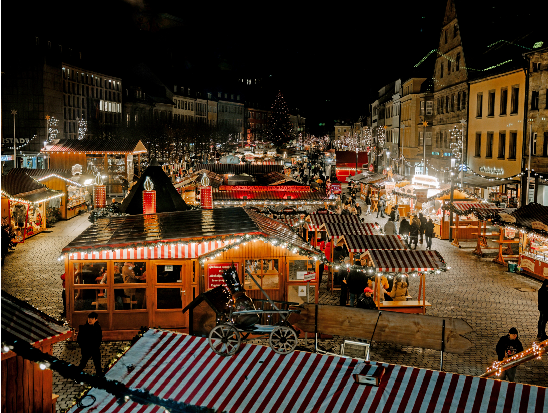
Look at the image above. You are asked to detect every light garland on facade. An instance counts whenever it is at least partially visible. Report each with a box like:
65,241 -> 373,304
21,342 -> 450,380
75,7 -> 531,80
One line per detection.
47,116 -> 59,142
4,134 -> 38,151
36,174 -> 87,187
78,118 -> 88,141
1,189 -> 64,205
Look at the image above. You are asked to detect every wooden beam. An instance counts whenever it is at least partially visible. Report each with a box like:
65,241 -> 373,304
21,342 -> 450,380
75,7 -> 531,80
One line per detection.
289,304 -> 473,354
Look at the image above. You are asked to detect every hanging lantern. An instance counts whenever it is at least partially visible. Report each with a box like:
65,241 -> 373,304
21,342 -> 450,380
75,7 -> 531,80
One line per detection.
142,176 -> 156,214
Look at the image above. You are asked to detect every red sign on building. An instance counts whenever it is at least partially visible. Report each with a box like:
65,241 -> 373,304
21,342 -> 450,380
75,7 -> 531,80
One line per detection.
93,185 -> 106,208
143,190 -> 157,214
207,262 -> 239,290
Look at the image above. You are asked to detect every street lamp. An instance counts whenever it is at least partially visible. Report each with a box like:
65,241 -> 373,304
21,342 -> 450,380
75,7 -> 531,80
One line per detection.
11,110 -> 17,169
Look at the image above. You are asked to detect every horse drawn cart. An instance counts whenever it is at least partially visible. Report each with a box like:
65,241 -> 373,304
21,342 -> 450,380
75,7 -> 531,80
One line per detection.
207,267 -> 301,356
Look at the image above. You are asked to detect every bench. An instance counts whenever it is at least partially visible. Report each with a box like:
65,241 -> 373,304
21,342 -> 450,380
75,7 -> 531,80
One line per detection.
379,300 -> 431,314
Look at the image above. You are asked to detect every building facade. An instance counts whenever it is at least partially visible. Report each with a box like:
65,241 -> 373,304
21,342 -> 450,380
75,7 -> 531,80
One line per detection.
431,0 -> 469,179
467,69 -> 526,181
400,78 -> 434,176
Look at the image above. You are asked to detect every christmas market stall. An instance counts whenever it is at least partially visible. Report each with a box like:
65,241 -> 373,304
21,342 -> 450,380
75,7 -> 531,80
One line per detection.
41,138 -> 147,196
1,170 -> 64,242
334,150 -> 368,182
305,213 -> 362,248
1,292 -> 72,413
18,168 -> 95,220
61,207 -> 325,340
361,249 -> 447,314
65,329 -> 546,413
493,203 -> 548,280
442,201 -> 500,248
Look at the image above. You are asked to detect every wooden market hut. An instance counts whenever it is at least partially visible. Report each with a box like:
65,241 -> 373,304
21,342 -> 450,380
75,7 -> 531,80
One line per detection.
361,249 -> 447,314
61,207 -> 325,341
18,168 -> 95,219
120,161 -> 190,215
336,234 -> 408,263
334,150 -> 368,182
1,170 -> 64,242
495,203 -> 548,280
65,329 -> 545,413
1,292 -> 72,413
41,138 -> 147,196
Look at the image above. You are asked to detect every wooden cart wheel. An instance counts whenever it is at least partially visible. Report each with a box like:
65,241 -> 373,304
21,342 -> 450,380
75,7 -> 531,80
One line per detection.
269,326 -> 298,355
208,324 -> 241,356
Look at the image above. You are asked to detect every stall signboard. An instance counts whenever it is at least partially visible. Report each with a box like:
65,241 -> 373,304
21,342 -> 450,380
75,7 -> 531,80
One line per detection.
218,185 -> 310,192
415,188 -> 429,204
505,227 -> 516,239
532,221 -> 548,232
384,182 -> 396,194
208,263 -> 240,289
330,183 -> 342,195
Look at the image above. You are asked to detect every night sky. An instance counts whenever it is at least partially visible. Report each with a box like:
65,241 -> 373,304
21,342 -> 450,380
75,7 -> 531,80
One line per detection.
4,0 -> 546,134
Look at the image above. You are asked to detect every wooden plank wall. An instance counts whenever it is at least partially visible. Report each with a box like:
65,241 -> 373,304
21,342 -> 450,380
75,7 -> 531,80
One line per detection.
1,343 -> 53,413
49,153 -> 87,171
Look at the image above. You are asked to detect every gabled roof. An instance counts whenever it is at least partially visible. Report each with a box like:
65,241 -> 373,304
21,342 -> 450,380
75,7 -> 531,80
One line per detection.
41,138 -> 147,154
120,162 -> 189,214
1,291 -> 71,346
1,169 -> 64,202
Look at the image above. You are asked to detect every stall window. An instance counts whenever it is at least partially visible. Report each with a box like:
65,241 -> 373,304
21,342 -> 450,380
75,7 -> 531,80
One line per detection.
74,262 -> 108,285
74,288 -> 108,311
288,260 -> 316,282
157,288 -> 183,309
157,264 -> 182,283
244,259 -> 279,289
112,262 -> 147,310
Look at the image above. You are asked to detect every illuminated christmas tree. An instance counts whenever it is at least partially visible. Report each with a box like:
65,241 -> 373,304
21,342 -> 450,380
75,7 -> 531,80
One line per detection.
267,91 -> 294,148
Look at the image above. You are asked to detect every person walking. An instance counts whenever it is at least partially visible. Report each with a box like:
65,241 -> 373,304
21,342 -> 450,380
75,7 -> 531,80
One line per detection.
77,312 -> 103,376
409,217 -> 420,249
377,196 -> 386,218
538,280 -> 548,340
355,202 -> 362,217
495,327 -> 523,382
399,217 -> 410,237
348,269 -> 366,307
339,266 -> 349,306
365,194 -> 371,215
424,218 -> 435,250
419,213 -> 427,244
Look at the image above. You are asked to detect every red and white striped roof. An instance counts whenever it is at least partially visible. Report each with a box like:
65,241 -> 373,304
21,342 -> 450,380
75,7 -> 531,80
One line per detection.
67,240 -> 231,260
70,330 -> 547,413
452,201 -> 498,213
307,214 -> 360,230
364,249 -> 446,272
322,222 -> 378,240
341,234 -> 407,252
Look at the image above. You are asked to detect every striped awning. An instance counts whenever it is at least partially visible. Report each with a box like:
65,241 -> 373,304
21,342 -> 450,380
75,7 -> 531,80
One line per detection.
365,249 -> 447,272
307,213 -> 361,230
1,294 -> 70,345
340,234 -> 407,252
322,222 -> 378,240
451,201 -> 498,214
70,330 -> 547,413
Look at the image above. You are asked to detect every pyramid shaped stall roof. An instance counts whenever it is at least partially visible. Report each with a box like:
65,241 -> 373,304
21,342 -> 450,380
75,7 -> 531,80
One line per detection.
120,161 -> 189,214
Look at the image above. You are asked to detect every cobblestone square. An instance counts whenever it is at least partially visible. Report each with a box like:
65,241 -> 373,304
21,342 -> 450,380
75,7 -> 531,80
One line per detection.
1,207 -> 546,412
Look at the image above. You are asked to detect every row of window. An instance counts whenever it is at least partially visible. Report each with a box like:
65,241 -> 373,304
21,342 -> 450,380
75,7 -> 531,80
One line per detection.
476,86 -> 520,117
437,91 -> 467,114
439,52 -> 461,78
531,89 -> 548,110
64,82 -> 121,103
474,131 -> 518,159
63,67 -> 120,90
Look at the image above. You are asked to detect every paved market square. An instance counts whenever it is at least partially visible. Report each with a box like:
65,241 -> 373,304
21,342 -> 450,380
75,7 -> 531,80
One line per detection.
2,202 -> 547,412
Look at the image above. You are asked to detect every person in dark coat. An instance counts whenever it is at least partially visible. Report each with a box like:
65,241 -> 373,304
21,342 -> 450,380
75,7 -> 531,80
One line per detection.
496,327 -> 523,382
418,213 -> 427,244
399,218 -> 410,237
365,195 -> 372,215
348,269 -> 367,307
357,287 -> 376,309
538,280 -> 548,340
409,217 -> 420,249
338,267 -> 349,306
77,312 -> 103,376
424,218 -> 435,250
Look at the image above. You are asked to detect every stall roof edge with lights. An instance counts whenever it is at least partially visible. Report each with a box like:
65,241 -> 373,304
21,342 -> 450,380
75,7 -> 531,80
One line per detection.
61,207 -> 326,341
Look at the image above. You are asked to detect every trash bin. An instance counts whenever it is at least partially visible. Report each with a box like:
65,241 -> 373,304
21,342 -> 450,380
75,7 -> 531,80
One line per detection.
508,261 -> 517,273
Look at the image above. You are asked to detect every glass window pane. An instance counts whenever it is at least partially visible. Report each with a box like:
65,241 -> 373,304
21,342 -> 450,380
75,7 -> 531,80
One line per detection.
245,260 -> 262,289
74,262 -> 108,285
157,265 -> 182,283
261,259 -> 279,289
287,285 -> 316,305
114,262 -> 147,283
113,288 -> 146,310
288,260 -> 315,281
157,288 -> 182,309
74,288 -> 108,311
